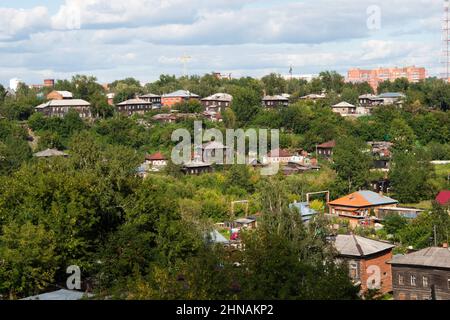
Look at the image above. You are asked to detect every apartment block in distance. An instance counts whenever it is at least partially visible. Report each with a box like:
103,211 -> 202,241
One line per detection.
347,66 -> 426,92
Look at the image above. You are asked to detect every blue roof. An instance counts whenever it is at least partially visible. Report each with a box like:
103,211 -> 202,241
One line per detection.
378,92 -> 405,98
358,190 -> 398,205
289,202 -> 317,222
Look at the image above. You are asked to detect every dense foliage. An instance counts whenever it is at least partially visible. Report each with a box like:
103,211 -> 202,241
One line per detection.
0,72 -> 449,299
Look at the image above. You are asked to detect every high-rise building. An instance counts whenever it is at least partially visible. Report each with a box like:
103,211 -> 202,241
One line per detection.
347,66 -> 426,92
9,78 -> 23,91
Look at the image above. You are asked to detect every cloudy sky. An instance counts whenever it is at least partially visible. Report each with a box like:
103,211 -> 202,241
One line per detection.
0,0 -> 444,86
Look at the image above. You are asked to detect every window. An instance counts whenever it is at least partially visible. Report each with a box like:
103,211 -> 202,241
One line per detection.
398,274 -> 404,285
349,262 -> 358,279
411,275 -> 416,286
423,276 -> 428,288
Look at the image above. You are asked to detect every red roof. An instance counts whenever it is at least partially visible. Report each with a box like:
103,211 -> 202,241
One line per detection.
146,152 -> 167,161
436,190 -> 450,206
317,140 -> 336,148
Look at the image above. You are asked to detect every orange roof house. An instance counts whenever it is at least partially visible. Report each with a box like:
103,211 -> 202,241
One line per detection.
328,190 -> 398,228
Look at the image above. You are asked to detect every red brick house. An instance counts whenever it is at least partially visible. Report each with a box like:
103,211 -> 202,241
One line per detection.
335,234 -> 395,295
161,90 -> 200,108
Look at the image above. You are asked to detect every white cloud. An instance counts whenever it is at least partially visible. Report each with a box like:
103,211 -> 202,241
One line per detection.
0,0 -> 444,85
0,6 -> 49,41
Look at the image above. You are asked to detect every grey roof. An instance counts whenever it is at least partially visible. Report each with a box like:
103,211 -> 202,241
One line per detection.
22,289 -> 92,300
335,234 -> 395,257
201,141 -> 229,150
55,91 -> 73,98
162,90 -> 199,98
235,218 -> 254,224
35,99 -> 90,109
139,93 -> 161,98
359,94 -> 383,100
332,101 -> 356,108
358,190 -> 398,206
34,148 -> 68,158
202,93 -> 233,102
389,247 -> 450,269
183,160 -> 212,168
117,98 -> 152,106
262,95 -> 289,101
300,93 -> 326,99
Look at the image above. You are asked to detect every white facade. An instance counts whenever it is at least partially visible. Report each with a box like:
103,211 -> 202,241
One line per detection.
9,78 -> 23,91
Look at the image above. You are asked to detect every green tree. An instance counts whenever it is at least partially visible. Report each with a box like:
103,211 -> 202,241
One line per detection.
0,222 -> 58,299
230,87 -> 261,125
239,179 -> 359,299
389,151 -> 435,203
332,137 -> 371,193
389,118 -> 416,152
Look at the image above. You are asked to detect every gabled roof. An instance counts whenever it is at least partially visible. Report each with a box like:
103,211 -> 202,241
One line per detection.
33,149 -> 68,158
263,95 -> 289,101
201,93 -> 233,102
389,247 -> 450,269
162,90 -> 199,98
335,235 -> 394,257
55,91 -> 73,99
139,93 -> 161,98
436,190 -> 450,206
300,93 -> 326,99
146,152 -> 167,161
117,98 -> 152,106
332,101 -> 355,108
183,160 -> 213,168
35,99 -> 90,109
329,190 -> 398,208
202,141 -> 229,150
317,140 -> 336,148
267,148 -> 293,158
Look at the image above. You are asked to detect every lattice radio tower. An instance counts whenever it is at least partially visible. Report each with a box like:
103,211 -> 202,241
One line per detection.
442,0 -> 450,81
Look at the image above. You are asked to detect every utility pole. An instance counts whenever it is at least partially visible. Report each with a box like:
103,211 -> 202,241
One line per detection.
180,54 -> 192,77
434,225 -> 438,247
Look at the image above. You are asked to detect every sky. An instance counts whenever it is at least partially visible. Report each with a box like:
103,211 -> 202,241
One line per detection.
0,0 -> 445,86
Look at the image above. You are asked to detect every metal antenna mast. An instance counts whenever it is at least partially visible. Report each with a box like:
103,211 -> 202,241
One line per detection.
442,0 -> 450,81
